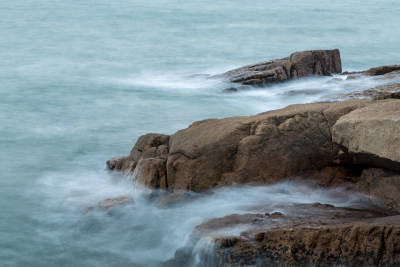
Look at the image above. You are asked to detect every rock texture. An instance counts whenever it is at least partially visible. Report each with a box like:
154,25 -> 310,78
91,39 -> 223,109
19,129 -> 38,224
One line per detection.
333,100 -> 400,171
108,99 -> 400,194
107,133 -> 170,189
108,83 -> 400,265
221,49 -> 342,85
211,215 -> 400,266
166,204 -> 399,266
365,65 -> 400,76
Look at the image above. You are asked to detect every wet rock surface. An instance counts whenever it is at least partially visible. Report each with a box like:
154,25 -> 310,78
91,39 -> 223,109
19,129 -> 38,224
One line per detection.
220,49 -> 341,86
211,215 -> 400,266
166,202 -> 399,266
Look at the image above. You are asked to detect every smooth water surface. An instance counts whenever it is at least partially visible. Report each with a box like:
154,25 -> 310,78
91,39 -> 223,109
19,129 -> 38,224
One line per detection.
1,0 -> 400,266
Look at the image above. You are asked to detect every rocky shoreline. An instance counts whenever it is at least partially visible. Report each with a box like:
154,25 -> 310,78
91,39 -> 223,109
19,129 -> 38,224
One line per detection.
107,50 -> 400,266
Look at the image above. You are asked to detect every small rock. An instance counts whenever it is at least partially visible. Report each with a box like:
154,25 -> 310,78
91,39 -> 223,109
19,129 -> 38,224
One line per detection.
223,87 -> 238,93
268,212 -> 284,218
97,195 -> 133,211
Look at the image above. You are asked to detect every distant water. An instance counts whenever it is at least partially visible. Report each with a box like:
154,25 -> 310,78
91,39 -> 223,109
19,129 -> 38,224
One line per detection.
1,0 -> 400,266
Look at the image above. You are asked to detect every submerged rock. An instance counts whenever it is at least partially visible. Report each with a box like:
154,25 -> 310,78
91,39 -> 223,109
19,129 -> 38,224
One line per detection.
85,194 -> 133,214
220,49 -> 342,86
97,195 -> 133,211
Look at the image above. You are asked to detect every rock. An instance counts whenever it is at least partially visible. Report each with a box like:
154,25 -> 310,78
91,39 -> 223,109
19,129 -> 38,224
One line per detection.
222,87 -> 238,93
365,65 -> 400,76
106,156 -> 133,171
356,168 -> 400,213
221,49 -> 341,86
332,100 -> 400,171
107,133 -> 170,190
376,90 -> 400,100
167,100 -> 372,191
341,71 -> 363,75
212,216 -> 400,266
97,194 -> 133,211
168,203 -> 398,266
109,100 -> 380,192
108,99 -> 400,194
335,83 -> 400,100
374,69 -> 400,81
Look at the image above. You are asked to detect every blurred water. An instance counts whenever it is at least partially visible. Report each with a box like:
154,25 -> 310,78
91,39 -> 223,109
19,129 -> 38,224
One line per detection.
1,0 -> 399,266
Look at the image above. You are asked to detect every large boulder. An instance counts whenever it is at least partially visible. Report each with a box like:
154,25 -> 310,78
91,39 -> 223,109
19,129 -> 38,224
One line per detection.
108,99 -> 377,192
332,100 -> 400,171
107,99 -> 400,194
221,49 -> 342,86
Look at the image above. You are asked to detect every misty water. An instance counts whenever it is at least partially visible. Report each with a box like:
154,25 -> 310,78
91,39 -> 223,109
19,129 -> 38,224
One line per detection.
1,0 -> 400,266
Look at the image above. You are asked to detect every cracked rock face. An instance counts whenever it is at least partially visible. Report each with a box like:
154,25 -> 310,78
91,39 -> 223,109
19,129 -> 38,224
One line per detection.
220,49 -> 342,86
108,99 -> 379,192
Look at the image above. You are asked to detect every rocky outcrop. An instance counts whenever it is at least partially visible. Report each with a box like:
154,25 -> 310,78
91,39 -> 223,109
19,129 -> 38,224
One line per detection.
211,215 -> 400,266
221,49 -> 342,86
108,99 -> 400,194
109,99 -> 380,191
166,203 -> 399,266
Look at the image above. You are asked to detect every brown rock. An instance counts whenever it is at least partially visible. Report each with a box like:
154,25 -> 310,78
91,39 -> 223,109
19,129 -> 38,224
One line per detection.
356,168 -> 400,213
332,99 -> 400,170
107,133 -> 170,190
106,156 -> 133,171
169,203 -> 398,266
109,100 -> 379,192
376,91 -> 400,100
166,100 -> 372,191
134,157 -> 168,189
212,216 -> 400,266
365,65 -> 400,76
221,49 -> 341,86
108,99 -> 400,194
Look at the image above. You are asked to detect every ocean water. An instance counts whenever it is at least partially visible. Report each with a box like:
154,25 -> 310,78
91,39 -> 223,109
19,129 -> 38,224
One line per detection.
1,0 -> 400,266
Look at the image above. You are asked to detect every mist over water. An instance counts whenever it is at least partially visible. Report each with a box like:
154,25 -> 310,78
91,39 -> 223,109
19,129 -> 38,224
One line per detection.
1,0 -> 400,266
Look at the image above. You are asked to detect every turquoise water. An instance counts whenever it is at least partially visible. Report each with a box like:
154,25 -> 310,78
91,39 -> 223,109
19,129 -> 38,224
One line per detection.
1,0 -> 400,266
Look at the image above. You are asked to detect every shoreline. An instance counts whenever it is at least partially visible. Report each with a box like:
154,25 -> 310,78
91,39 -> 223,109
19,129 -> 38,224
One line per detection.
106,51 -> 400,265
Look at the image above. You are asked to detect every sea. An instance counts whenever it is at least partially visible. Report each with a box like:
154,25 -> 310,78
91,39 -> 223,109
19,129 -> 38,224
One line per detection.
1,0 -> 400,266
